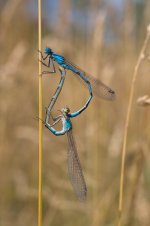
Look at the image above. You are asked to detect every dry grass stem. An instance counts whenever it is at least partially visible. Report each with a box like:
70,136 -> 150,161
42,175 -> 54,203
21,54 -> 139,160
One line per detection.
126,147 -> 144,226
118,25 -> 150,226
137,95 -> 150,106
38,0 -> 43,226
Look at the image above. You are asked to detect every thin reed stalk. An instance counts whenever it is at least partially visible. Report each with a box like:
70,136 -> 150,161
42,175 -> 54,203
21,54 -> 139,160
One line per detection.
118,25 -> 150,226
38,0 -> 43,226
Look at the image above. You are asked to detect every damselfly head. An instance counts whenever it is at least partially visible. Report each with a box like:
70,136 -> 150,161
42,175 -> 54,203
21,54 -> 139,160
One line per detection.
44,47 -> 53,55
61,106 -> 70,115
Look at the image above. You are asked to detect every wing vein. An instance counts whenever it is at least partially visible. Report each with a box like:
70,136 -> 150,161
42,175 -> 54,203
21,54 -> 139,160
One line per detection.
64,58 -> 116,101
67,130 -> 87,201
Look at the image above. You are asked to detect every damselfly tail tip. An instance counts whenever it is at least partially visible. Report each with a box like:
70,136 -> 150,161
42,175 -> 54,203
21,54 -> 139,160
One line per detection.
109,89 -> 116,101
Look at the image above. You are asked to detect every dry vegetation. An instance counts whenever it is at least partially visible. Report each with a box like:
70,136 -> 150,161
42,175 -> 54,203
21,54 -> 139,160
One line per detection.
0,1 -> 150,226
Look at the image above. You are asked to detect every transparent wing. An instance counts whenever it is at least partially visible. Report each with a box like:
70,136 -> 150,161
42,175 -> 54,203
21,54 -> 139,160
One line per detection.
67,130 -> 87,201
65,59 -> 116,101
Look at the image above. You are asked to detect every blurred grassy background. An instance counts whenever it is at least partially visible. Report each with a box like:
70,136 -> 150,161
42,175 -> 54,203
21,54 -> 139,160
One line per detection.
0,0 -> 150,226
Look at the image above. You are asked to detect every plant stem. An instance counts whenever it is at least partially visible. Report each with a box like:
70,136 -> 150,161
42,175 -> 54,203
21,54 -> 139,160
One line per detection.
118,27 -> 150,226
38,0 -> 42,226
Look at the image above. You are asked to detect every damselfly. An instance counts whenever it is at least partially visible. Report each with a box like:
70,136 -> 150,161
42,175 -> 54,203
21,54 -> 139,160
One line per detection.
39,47 -> 116,101
44,67 -> 91,201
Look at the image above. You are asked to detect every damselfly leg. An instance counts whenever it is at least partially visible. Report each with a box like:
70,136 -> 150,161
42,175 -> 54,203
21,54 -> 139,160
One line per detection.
38,50 -> 56,74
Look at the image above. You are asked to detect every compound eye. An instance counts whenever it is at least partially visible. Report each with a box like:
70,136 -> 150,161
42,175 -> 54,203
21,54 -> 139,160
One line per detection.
66,108 -> 70,113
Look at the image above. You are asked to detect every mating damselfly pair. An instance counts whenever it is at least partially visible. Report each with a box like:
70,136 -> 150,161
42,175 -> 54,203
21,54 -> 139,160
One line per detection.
39,48 -> 116,201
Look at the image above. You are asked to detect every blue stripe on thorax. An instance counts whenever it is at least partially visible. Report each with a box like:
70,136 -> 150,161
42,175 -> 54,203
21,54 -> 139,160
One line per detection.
52,53 -> 65,64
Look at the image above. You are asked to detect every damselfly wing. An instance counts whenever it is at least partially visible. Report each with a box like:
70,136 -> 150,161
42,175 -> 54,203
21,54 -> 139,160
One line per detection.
65,58 -> 115,101
67,130 -> 87,201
